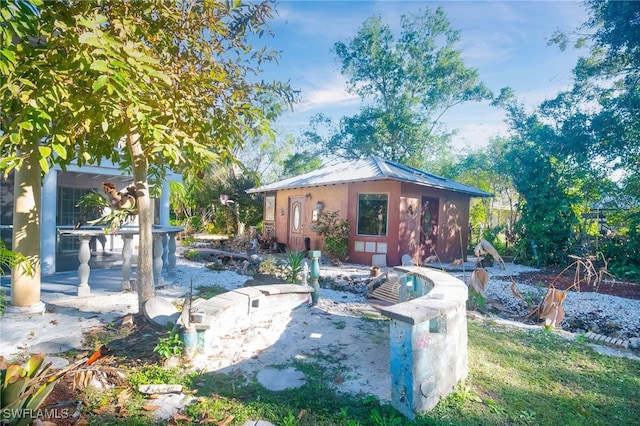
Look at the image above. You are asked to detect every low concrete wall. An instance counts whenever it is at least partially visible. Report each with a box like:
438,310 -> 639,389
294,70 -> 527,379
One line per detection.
187,284 -> 314,352
380,266 -> 468,420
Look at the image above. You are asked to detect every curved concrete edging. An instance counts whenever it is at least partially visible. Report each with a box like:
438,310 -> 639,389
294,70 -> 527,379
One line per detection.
187,284 -> 314,353
380,266 -> 469,420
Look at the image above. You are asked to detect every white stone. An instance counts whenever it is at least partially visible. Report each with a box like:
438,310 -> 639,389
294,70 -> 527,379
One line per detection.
143,297 -> 180,327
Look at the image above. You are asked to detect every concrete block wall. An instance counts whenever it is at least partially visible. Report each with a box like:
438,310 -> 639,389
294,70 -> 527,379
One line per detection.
381,266 -> 468,419
188,284 -> 314,352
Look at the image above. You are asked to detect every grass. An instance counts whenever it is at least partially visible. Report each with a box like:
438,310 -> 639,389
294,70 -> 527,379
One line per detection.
63,317 -> 639,425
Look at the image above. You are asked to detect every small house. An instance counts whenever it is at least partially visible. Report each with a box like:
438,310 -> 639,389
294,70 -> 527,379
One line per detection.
247,156 -> 491,266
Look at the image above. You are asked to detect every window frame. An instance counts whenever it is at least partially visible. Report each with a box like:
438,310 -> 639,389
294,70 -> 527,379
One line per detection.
356,192 -> 389,237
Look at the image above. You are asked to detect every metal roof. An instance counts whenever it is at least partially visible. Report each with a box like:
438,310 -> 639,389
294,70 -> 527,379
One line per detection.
247,156 -> 492,197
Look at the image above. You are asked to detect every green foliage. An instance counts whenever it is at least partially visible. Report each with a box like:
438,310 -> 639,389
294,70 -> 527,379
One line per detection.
599,209 -> 640,280
183,249 -> 199,261
153,329 -> 184,360
205,262 -> 225,272
313,7 -> 491,168
0,353 -> 74,426
174,170 -> 264,235
0,240 -> 33,279
311,211 -> 350,261
195,284 -> 227,299
1,0 -> 293,310
284,250 -> 306,283
180,236 -> 196,247
0,240 -> 34,314
258,255 -> 279,275
280,152 -> 323,178
126,365 -> 190,389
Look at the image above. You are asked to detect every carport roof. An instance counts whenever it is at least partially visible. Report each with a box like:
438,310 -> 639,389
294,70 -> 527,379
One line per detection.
247,156 -> 492,197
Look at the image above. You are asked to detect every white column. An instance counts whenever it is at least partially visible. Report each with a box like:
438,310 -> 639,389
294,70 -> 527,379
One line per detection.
153,233 -> 164,287
77,235 -> 91,296
121,234 -> 133,291
159,180 -> 170,226
167,232 -> 177,278
40,170 -> 57,275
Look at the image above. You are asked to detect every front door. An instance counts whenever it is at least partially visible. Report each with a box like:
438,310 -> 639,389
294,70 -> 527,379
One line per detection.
419,197 -> 439,262
288,196 -> 305,251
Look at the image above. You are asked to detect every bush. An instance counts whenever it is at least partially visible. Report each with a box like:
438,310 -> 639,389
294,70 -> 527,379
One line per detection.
284,250 -> 306,283
311,211 -> 350,261
183,249 -> 199,261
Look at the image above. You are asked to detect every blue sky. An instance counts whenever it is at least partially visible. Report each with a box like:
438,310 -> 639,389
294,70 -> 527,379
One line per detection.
258,0 -> 589,151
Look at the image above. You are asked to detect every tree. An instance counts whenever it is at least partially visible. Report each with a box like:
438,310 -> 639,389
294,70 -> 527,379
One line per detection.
1,0 -> 293,311
313,8 -> 492,169
549,0 -> 640,196
280,152 -> 323,178
493,89 -> 607,266
446,137 -> 519,250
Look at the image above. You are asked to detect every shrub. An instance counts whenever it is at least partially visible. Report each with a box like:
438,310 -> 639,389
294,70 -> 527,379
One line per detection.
284,250 -> 306,283
311,210 -> 350,261
183,249 -> 199,261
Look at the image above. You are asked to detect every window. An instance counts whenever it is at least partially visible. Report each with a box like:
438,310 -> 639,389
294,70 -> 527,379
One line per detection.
357,193 -> 388,236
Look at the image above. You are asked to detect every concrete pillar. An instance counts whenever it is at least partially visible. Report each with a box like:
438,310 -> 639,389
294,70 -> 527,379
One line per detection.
167,232 -> 177,278
159,180 -> 170,226
40,170 -> 57,275
153,232 -> 164,287
77,235 -> 91,296
8,147 -> 44,313
121,233 -> 134,291
381,267 -> 469,420
309,250 -> 321,305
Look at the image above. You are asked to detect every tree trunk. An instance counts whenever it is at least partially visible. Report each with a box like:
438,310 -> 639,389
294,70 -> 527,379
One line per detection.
127,130 -> 155,313
10,144 -> 42,308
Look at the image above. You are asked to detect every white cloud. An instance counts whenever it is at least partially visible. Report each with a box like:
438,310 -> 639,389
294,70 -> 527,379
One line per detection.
295,72 -> 360,112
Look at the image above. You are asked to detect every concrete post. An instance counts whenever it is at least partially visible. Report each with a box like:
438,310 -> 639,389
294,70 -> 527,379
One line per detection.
77,235 -> 92,296
40,170 -> 57,276
8,147 -> 44,312
121,233 -> 134,290
381,267 -> 469,420
153,232 -> 164,287
309,250 -> 321,305
167,232 -> 177,278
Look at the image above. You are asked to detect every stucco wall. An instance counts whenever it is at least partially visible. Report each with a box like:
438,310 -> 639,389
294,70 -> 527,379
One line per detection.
270,181 -> 472,266
272,184 -> 349,252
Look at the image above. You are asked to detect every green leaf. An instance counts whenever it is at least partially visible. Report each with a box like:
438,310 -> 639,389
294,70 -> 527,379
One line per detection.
90,60 -> 109,73
39,146 -> 52,158
52,143 -> 67,159
101,121 -> 108,132
9,133 -> 20,144
39,157 -> 49,174
92,75 -> 109,92
18,122 -> 33,131
78,32 -> 102,48
0,48 -> 16,63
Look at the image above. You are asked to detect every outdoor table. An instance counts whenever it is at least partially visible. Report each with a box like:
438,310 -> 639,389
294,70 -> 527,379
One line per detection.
57,225 -> 183,296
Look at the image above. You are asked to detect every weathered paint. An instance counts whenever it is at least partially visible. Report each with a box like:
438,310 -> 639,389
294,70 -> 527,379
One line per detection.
381,266 -> 468,419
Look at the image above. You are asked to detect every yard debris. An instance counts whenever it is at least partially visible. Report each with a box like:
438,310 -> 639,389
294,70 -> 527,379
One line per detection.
474,239 -> 507,270
469,269 -> 489,297
539,287 -> 567,327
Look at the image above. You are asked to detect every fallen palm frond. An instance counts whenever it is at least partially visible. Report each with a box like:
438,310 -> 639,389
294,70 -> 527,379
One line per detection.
538,287 -> 566,327
470,269 -> 489,297
70,365 -> 127,391
474,239 -> 507,270
510,280 -> 525,302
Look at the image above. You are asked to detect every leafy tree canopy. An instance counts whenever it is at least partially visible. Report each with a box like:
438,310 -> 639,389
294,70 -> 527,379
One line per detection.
308,7 -> 492,169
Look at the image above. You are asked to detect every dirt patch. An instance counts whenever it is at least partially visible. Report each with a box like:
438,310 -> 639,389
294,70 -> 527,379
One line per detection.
516,267 -> 640,300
